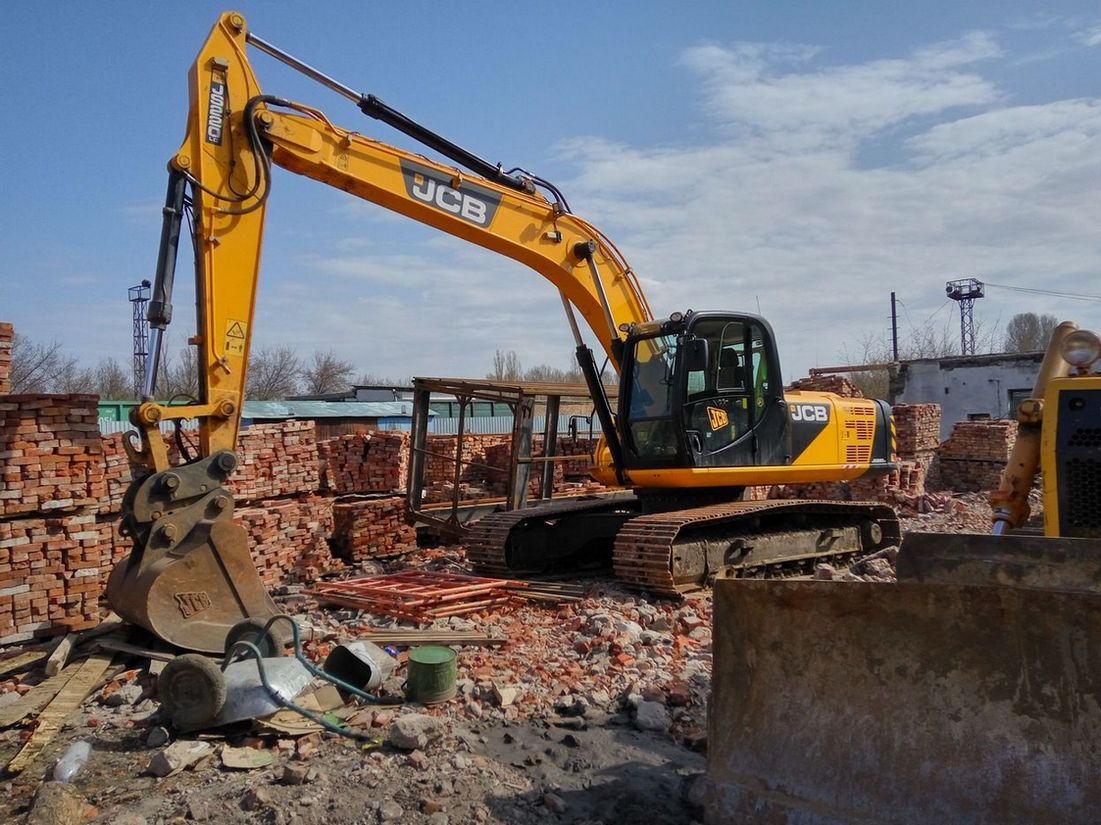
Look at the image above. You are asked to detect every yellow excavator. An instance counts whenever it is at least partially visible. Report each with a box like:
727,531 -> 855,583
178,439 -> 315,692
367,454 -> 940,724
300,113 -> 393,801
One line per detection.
107,11 -> 900,652
707,322 -> 1101,823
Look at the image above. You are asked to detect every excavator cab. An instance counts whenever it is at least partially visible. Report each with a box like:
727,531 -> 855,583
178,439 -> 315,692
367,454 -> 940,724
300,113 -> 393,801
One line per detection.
619,311 -> 789,470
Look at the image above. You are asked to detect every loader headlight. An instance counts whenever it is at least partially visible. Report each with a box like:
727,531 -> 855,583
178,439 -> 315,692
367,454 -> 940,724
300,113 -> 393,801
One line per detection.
1061,330 -> 1101,368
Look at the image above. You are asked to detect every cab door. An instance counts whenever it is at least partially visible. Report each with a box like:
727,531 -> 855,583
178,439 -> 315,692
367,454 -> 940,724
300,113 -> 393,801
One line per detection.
682,317 -> 788,468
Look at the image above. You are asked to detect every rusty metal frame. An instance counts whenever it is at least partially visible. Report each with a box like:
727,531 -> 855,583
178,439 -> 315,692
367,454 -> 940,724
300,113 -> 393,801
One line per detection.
405,377 -> 610,539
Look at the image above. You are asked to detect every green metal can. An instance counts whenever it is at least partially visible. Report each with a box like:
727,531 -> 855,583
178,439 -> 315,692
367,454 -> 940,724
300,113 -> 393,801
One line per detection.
404,645 -> 457,704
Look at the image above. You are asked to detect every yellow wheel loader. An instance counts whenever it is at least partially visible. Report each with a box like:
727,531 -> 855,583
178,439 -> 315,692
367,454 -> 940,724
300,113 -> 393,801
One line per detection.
706,321 -> 1101,824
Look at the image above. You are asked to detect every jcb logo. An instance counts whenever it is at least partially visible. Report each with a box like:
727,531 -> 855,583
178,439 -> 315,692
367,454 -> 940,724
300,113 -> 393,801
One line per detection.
790,403 -> 829,422
400,159 -> 502,227
707,406 -> 729,430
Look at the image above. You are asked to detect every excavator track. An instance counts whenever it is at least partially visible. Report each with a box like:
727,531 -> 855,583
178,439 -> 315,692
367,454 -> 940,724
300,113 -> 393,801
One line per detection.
468,497 -> 901,598
466,496 -> 636,578
613,499 -> 901,597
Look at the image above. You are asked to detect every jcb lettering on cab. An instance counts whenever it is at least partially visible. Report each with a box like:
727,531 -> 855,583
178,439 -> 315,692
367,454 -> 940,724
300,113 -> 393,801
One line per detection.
791,403 -> 829,422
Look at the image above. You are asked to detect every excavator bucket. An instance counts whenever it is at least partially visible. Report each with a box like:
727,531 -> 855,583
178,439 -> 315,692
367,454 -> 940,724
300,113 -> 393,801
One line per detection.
706,546 -> 1101,824
105,452 -> 281,654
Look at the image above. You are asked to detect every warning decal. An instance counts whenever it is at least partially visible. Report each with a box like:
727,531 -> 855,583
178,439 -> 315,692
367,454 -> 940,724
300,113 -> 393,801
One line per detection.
225,319 -> 247,356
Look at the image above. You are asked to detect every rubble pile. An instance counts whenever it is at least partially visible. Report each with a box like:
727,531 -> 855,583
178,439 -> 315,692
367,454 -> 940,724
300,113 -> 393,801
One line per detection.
0,322 -> 11,394
331,495 -> 417,562
226,420 -> 319,502
938,419 -> 1017,492
786,374 -> 863,397
236,495 -> 337,585
317,430 -> 409,495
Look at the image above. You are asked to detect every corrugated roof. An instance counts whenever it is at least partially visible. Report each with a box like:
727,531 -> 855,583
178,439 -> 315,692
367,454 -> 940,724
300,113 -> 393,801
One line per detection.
243,400 -> 432,419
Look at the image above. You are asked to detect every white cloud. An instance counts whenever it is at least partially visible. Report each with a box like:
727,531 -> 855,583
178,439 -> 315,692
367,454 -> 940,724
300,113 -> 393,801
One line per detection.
556,33 -> 1101,379
1080,22 -> 1101,47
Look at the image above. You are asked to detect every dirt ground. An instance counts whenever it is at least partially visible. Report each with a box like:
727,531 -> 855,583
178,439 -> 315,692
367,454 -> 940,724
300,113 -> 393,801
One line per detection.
1,492 -> 1003,825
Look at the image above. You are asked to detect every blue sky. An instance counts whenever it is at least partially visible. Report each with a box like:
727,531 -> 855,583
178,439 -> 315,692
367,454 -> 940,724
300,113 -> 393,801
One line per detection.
2,2 -> 1100,385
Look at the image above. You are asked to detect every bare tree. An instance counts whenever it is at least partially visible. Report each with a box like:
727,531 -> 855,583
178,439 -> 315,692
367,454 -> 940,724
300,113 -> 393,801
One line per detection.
1003,312 -> 1059,353
8,334 -> 80,393
157,344 -> 200,400
358,372 -> 405,387
87,358 -> 132,399
246,346 -> 301,400
487,349 -> 523,381
301,350 -> 356,395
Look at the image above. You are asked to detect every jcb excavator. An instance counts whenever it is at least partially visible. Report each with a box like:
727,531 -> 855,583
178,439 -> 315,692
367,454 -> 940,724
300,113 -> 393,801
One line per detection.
107,11 -> 899,653
706,322 -> 1101,823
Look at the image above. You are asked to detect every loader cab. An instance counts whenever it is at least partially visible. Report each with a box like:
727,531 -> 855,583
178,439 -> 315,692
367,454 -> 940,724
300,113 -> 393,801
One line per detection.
619,311 -> 789,470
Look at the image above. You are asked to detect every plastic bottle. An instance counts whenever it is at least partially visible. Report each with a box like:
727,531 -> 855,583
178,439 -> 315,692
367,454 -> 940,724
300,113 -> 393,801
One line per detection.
53,740 -> 91,783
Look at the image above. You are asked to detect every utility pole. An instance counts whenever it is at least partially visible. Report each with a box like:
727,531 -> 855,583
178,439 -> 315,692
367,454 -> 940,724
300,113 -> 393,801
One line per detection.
890,292 -> 899,361
129,280 -> 151,398
945,278 -> 984,356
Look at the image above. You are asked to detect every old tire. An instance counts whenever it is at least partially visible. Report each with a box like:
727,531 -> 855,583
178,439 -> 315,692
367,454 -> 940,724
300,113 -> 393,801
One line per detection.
224,617 -> 282,659
159,653 -> 226,730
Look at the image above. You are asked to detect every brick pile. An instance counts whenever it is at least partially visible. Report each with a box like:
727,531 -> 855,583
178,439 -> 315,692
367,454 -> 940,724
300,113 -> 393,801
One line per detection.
318,430 -> 409,495
892,403 -> 942,489
331,496 -> 417,562
786,375 -> 863,397
97,431 -> 150,514
236,496 -> 337,586
0,513 -> 101,642
225,420 -> 319,503
0,395 -> 105,518
421,434 -> 508,504
0,390 -> 107,642
938,420 -> 1018,492
0,322 -> 12,395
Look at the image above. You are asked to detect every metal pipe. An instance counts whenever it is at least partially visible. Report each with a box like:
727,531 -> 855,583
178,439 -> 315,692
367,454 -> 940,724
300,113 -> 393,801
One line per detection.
560,292 -> 584,348
246,32 -> 360,103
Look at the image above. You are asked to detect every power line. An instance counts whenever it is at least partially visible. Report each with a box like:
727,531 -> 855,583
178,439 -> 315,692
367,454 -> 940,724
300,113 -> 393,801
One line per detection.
984,282 -> 1101,302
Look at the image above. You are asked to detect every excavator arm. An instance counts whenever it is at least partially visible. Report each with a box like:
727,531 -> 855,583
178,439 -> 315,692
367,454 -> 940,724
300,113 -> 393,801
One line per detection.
110,11 -> 653,651
129,10 -> 652,473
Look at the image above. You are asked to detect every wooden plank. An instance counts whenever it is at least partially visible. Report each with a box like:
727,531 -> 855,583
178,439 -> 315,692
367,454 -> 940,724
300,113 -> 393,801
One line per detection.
5,648 -> 119,774
0,663 -> 81,728
44,634 -> 76,677
0,650 -> 49,678
92,637 -> 175,663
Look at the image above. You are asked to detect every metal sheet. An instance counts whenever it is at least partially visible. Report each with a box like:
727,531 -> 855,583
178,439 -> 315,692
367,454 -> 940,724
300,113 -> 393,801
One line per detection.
707,579 -> 1101,825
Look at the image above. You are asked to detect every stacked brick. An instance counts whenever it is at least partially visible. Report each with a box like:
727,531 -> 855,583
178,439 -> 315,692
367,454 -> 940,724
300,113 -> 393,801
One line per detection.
937,420 -> 1018,492
0,322 -> 12,394
317,430 -> 409,494
0,515 -> 102,642
0,387 -> 106,642
786,375 -> 863,398
226,420 -> 319,502
892,403 -> 941,490
235,496 -> 336,585
331,496 -> 417,562
421,434 -> 508,503
0,395 -> 105,516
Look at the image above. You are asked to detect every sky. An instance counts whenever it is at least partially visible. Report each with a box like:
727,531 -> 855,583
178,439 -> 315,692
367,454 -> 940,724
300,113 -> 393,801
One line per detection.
2,1 -> 1100,389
